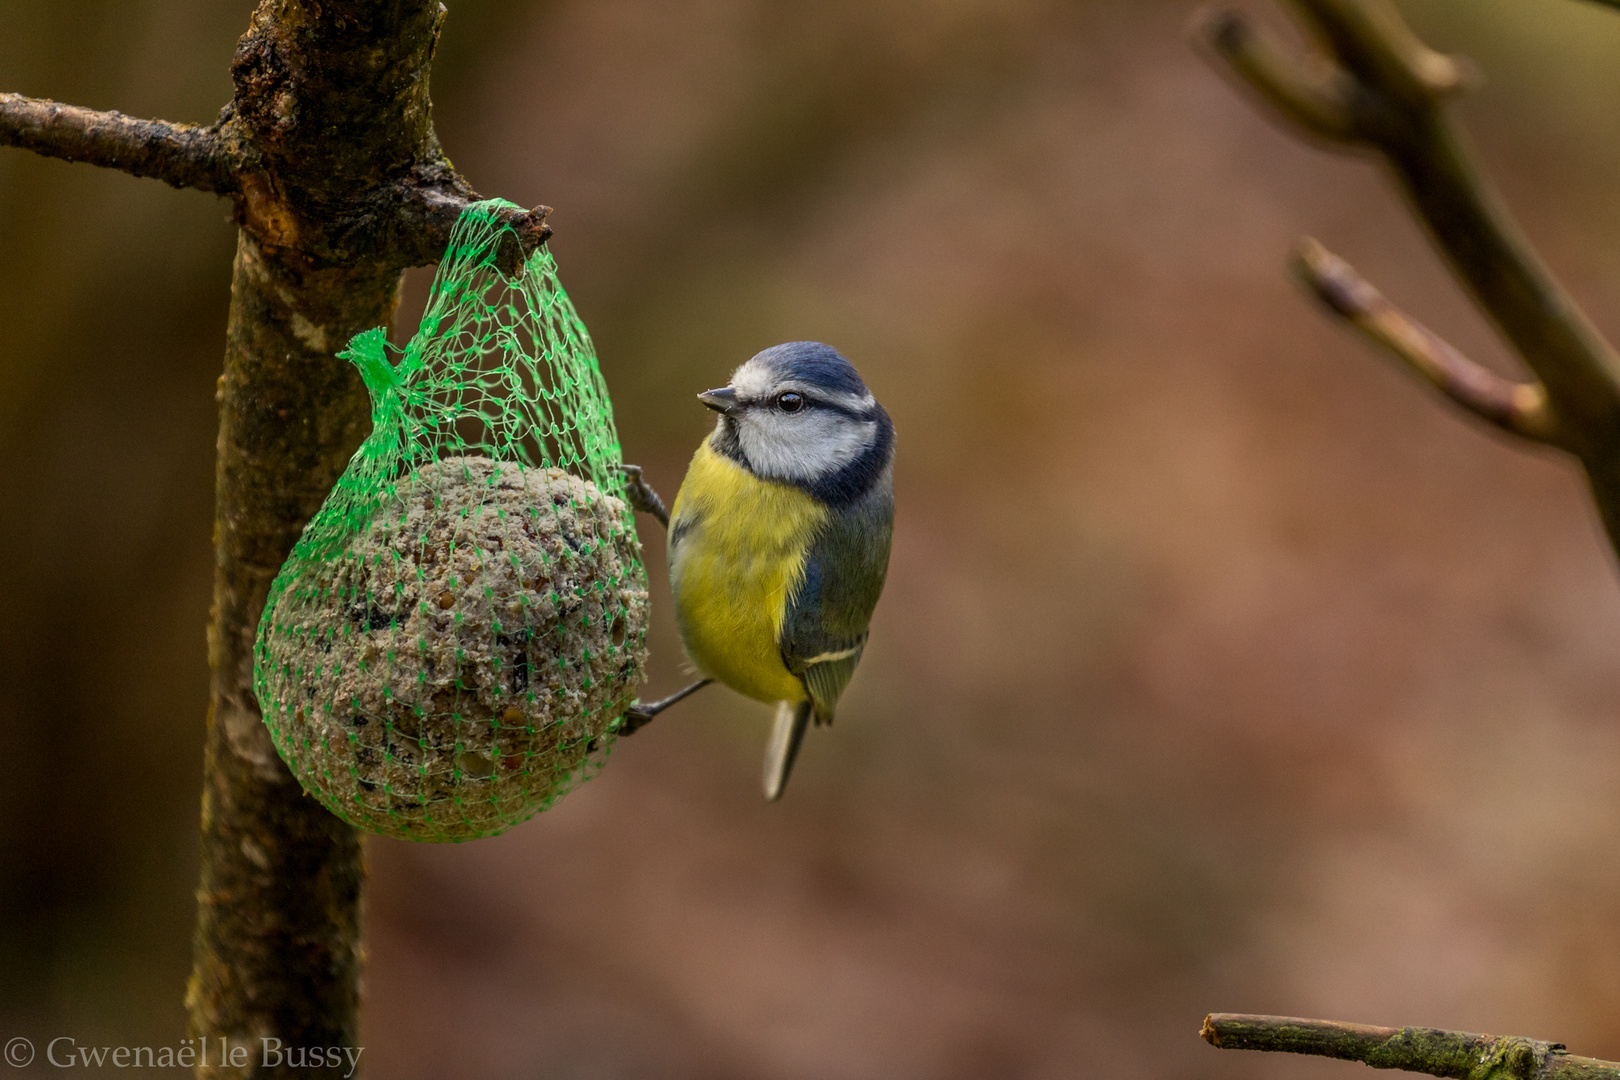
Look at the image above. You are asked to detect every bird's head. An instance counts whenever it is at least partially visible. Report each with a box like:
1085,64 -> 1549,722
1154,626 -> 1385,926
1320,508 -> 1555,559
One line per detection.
700,342 -> 889,487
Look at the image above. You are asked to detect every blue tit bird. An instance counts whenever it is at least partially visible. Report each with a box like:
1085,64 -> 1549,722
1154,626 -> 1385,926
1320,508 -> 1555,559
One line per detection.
658,341 -> 895,801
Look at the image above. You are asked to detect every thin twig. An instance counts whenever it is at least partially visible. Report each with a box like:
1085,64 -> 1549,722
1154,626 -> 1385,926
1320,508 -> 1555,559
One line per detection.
1194,0 -> 1620,549
1197,0 -> 1620,440
1290,0 -> 1473,105
0,93 -> 233,192
1201,1013 -> 1620,1078
1293,237 -> 1561,446
1192,9 -> 1356,141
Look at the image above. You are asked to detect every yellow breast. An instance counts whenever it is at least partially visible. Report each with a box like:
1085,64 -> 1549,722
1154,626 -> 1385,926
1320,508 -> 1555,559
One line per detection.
668,440 -> 826,704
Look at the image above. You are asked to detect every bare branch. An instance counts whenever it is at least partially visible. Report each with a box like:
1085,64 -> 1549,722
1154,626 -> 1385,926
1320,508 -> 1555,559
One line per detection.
1193,8 -> 1356,142
1291,0 -> 1474,106
1199,0 -> 1620,440
0,89 -> 552,269
1201,1014 -> 1620,1079
1196,0 -> 1620,551
1294,237 -> 1561,446
0,92 -> 233,193
0,95 -> 553,274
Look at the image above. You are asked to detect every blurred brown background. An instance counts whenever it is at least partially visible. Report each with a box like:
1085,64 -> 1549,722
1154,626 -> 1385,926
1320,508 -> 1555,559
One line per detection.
6,1 -> 1620,1077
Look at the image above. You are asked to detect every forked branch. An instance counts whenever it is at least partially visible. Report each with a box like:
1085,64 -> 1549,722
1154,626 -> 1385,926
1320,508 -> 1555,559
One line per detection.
1194,0 -> 1620,549
1202,1014 -> 1620,1079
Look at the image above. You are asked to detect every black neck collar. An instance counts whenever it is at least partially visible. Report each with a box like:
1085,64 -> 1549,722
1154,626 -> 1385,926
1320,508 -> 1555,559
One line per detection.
710,405 -> 893,508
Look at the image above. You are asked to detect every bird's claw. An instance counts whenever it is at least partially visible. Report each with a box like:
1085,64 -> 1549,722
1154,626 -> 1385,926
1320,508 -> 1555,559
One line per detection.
618,464 -> 669,527
617,702 -> 654,736
615,679 -> 713,737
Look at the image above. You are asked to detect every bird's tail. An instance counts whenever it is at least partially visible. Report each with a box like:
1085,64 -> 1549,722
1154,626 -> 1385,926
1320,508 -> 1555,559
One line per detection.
763,699 -> 813,802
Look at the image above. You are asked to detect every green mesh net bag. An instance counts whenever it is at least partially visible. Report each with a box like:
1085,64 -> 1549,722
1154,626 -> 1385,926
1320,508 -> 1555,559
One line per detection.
253,200 -> 649,842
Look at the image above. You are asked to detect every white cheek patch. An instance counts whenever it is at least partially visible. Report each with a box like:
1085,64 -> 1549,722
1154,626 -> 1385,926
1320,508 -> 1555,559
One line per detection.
738,411 -> 872,481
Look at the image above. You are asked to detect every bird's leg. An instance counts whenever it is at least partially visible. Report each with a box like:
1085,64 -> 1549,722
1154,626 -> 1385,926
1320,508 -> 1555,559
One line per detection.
618,679 -> 713,735
618,464 -> 669,527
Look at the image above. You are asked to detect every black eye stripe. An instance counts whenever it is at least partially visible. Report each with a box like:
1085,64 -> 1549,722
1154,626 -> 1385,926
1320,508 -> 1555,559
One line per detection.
813,399 -> 876,421
744,391 -> 872,420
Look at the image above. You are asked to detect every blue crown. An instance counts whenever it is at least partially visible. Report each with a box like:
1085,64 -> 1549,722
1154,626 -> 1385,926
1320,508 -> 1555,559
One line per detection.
752,341 -> 869,397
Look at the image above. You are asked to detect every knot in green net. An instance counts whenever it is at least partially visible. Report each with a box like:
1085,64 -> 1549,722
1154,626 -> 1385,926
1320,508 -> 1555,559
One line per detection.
253,200 -> 648,842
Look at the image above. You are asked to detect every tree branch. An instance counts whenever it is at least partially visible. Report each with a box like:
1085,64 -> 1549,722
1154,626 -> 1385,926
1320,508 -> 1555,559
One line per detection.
1194,0 -> 1620,552
0,64 -> 553,273
0,92 -> 234,193
1192,8 -> 1356,142
1201,1014 -> 1620,1079
0,5 -> 565,1072
1290,0 -> 1474,106
1293,237 -> 1561,446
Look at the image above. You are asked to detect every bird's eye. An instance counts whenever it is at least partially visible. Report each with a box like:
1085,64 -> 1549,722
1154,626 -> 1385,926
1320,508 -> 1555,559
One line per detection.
777,392 -> 805,413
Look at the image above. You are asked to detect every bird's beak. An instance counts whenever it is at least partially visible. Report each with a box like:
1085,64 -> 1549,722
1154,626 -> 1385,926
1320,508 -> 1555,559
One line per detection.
697,387 -> 741,415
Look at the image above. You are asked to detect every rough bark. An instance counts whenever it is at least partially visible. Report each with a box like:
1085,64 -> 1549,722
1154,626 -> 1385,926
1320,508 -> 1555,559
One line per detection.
186,6 -> 458,1075
0,92 -> 233,192
1202,1014 -> 1620,1079
2,1 -> 554,1076
186,234 -> 396,1077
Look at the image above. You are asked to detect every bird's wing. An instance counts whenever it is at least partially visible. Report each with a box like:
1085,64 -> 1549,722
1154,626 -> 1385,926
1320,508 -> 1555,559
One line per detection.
779,555 -> 869,726
779,485 -> 894,726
